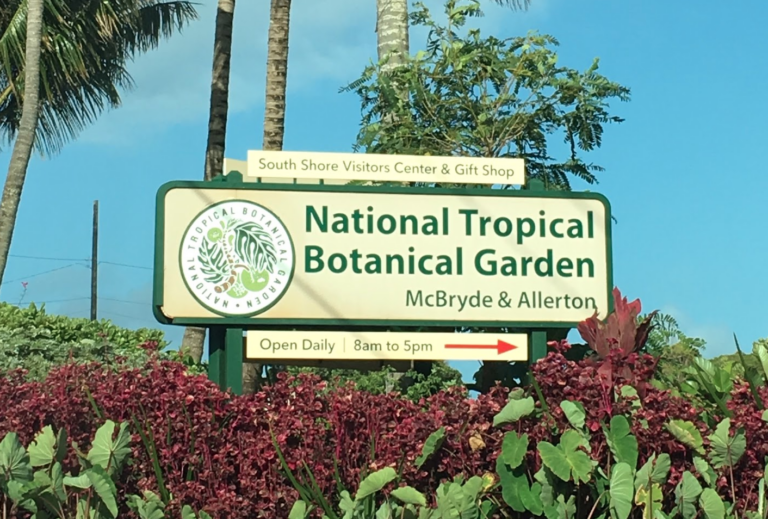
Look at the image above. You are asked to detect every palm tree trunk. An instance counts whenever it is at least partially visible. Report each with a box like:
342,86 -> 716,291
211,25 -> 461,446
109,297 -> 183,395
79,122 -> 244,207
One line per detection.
376,0 -> 409,393
262,0 -> 291,151
0,0 -> 45,287
376,0 -> 409,69
181,0 -> 236,362
238,0 -> 292,395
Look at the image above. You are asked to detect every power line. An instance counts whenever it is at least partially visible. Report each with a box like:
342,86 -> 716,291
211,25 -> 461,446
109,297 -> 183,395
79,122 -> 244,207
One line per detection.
99,261 -> 152,271
10,253 -> 89,261
1,264 -> 86,286
14,297 -> 89,305
100,297 -> 146,306
101,310 -> 148,322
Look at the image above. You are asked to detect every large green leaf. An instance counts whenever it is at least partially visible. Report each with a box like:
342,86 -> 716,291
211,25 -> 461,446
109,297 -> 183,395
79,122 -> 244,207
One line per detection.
666,420 -> 704,455
674,471 -> 703,519
63,473 -> 92,489
609,462 -> 633,519
493,396 -> 535,427
127,490 -> 167,519
559,401 -> 585,430
501,432 -> 528,469
86,465 -> 119,518
534,468 -> 555,508
0,432 -> 32,482
634,454 -> 670,491
356,467 -> 397,501
523,481 -> 544,516
692,456 -> 716,487
496,456 -> 526,512
415,427 -> 446,468
635,483 -> 662,519
699,488 -> 725,519
604,415 -> 638,468
288,500 -> 308,519
28,426 -> 56,467
232,222 -> 278,273
181,505 -> 197,519
87,421 -> 131,474
708,418 -> 746,470
537,430 -> 593,483
391,486 -> 427,506
754,342 -> 768,383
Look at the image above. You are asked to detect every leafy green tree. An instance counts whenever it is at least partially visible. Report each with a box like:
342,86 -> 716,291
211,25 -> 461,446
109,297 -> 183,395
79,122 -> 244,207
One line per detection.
346,0 -> 630,190
345,1 -> 629,392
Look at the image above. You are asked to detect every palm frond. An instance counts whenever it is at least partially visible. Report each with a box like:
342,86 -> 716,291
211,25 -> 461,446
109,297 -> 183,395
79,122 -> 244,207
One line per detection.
491,0 -> 531,11
0,0 -> 198,156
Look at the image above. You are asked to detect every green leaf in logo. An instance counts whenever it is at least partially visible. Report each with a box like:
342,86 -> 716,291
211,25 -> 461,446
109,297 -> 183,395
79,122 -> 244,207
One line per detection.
197,238 -> 229,283
232,222 -> 278,273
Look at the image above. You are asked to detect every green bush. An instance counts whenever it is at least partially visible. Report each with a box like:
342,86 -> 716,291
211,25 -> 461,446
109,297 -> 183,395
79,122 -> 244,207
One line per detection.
0,302 -> 204,379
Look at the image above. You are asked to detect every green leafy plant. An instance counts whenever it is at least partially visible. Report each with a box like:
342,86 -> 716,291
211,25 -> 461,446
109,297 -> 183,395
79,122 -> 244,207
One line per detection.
0,420 -> 131,518
291,467 -> 496,519
0,420 -> 213,519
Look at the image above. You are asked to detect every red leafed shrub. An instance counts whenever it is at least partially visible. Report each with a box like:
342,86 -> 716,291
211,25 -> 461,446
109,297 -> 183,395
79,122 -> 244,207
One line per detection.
0,337 -> 765,516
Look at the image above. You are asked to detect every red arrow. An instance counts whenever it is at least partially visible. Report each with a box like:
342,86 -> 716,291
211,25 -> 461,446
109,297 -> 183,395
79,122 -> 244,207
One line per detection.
445,340 -> 518,355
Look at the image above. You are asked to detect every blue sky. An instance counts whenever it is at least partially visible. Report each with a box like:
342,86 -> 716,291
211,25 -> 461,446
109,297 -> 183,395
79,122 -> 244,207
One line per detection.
1,0 -> 766,381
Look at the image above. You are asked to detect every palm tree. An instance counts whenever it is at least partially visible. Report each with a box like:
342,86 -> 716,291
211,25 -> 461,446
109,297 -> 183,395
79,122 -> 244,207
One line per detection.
239,0 -> 293,394
0,0 -> 45,287
0,0 -> 198,286
181,0 -> 292,393
180,0 -> 236,365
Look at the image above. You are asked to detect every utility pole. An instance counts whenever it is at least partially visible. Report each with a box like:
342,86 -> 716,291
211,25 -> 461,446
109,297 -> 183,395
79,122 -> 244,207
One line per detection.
90,200 -> 98,321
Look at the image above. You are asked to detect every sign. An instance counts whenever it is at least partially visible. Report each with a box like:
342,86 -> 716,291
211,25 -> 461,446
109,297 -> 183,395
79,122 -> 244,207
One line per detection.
154,180 -> 612,328
245,331 -> 529,361
246,150 -> 525,186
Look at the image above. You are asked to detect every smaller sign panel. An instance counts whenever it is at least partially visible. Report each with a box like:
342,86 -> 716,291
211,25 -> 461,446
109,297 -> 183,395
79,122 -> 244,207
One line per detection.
245,331 -> 529,362
246,150 -> 525,186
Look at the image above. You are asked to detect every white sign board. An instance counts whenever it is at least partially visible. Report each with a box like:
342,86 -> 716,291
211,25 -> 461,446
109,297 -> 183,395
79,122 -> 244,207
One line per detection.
246,150 -> 525,186
246,331 -> 529,361
155,182 -> 612,327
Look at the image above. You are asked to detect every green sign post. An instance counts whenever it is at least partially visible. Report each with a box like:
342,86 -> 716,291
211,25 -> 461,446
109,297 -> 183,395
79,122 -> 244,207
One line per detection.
153,171 -> 613,394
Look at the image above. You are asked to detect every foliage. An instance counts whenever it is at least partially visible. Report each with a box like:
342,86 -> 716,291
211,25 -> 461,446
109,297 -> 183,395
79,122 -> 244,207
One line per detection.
0,0 -> 197,155
677,337 -> 768,421
285,361 -> 464,401
639,312 -> 707,389
0,420 -> 133,518
287,381 -> 764,519
1,289 -> 767,518
0,419 -> 212,518
344,0 -> 630,189
576,287 -> 657,395
0,302 -> 205,380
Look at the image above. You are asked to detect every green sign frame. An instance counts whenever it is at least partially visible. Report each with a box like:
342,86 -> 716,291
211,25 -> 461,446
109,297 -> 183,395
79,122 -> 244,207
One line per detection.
153,174 -> 614,329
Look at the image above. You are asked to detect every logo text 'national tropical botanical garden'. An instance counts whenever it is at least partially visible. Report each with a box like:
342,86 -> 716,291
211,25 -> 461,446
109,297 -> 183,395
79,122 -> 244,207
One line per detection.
179,200 -> 295,316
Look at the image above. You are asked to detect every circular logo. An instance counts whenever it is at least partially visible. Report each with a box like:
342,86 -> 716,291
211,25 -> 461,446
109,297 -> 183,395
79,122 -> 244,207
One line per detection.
179,200 -> 295,317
